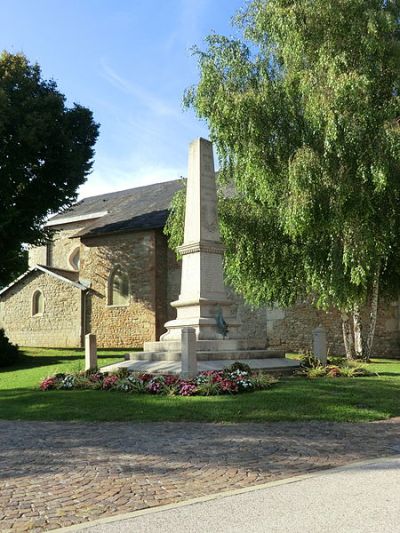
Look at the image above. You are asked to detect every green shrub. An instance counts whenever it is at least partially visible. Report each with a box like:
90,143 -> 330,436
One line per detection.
300,351 -> 322,369
306,366 -> 328,378
197,377 -> 221,396
252,372 -> 279,390
0,328 -> 20,367
299,361 -> 378,379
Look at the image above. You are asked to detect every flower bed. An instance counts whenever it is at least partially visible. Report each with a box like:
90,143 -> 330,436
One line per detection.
39,363 -> 278,396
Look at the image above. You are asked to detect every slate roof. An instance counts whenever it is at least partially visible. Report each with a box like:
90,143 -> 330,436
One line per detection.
0,265 -> 88,297
47,179 -> 183,238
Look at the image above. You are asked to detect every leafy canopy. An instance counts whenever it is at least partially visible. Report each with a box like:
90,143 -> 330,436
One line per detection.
170,0 -> 400,311
0,52 -> 99,286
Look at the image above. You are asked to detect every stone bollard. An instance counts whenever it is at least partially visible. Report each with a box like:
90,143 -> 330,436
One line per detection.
85,333 -> 97,371
181,327 -> 197,379
312,325 -> 327,365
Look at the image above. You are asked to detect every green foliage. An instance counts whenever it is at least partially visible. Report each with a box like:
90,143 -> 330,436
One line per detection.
196,377 -> 221,396
0,51 -> 99,286
170,1 -> 400,313
252,371 -> 279,390
299,360 -> 377,379
300,351 -> 323,369
164,180 -> 186,258
305,366 -> 327,379
0,328 -> 20,367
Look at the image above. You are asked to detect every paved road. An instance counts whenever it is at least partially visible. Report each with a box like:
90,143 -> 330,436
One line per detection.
1,419 -> 400,531
78,456 -> 400,533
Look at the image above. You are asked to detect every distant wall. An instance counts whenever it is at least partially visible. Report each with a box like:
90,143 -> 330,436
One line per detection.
264,300 -> 400,357
0,270 -> 82,347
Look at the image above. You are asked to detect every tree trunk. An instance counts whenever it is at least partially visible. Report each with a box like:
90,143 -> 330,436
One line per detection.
363,267 -> 380,362
353,304 -> 363,359
341,312 -> 354,359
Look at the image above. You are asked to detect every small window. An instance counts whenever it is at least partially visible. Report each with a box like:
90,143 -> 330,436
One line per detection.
109,267 -> 130,306
69,247 -> 80,270
32,290 -> 44,316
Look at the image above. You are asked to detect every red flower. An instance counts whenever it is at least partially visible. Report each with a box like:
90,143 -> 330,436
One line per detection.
102,375 -> 119,389
139,373 -> 153,383
164,375 -> 179,386
40,377 -> 57,391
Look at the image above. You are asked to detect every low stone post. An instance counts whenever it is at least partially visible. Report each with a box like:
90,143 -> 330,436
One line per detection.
85,333 -> 97,371
312,325 -> 327,365
181,327 -> 197,379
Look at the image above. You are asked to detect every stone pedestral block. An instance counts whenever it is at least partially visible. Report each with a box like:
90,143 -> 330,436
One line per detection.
181,327 -> 197,379
85,333 -> 97,371
312,325 -> 327,365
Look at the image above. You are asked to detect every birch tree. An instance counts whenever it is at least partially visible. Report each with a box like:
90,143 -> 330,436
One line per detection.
169,0 -> 400,360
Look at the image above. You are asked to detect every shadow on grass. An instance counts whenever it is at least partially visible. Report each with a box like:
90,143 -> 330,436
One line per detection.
0,348 -> 132,373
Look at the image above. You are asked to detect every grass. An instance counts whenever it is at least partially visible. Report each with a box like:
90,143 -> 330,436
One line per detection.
0,348 -> 400,423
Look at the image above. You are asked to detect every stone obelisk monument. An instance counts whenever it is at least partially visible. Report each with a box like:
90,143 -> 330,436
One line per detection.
123,136 -> 292,368
160,137 -> 240,342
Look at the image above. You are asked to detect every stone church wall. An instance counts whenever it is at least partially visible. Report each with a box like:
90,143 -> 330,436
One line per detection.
28,245 -> 47,267
28,221 -> 89,270
0,271 -> 82,347
263,300 -> 400,357
80,231 -> 160,348
48,224 -> 84,270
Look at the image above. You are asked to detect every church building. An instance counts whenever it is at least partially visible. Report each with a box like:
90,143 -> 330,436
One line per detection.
0,179 -> 399,356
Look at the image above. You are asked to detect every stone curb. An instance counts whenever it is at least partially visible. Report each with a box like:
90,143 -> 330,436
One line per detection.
54,454 -> 400,532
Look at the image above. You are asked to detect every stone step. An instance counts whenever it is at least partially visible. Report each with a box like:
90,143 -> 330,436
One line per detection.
101,357 -> 300,375
129,349 -> 285,362
144,339 -> 268,352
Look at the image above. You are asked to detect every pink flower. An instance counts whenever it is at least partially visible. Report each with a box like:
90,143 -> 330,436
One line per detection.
179,382 -> 197,396
164,375 -> 179,386
102,375 -> 119,390
147,380 -> 163,394
219,379 -> 239,393
40,377 -> 57,391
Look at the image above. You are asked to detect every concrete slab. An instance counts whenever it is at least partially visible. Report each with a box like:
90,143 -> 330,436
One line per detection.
67,456 -> 400,533
100,357 -> 300,374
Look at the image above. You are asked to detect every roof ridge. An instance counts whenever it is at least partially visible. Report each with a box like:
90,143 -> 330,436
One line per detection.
78,177 -> 183,202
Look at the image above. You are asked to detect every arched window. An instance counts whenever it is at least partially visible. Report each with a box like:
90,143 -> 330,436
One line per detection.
32,290 -> 44,316
69,247 -> 80,270
108,267 -> 130,306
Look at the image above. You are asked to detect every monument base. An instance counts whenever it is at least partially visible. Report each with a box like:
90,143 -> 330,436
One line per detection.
144,338 -> 267,352
128,350 -> 285,363
101,356 -> 300,376
160,297 -> 241,341
131,338 -> 284,363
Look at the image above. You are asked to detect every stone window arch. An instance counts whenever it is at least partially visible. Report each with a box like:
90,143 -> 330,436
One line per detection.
69,247 -> 80,270
32,290 -> 44,316
108,266 -> 130,306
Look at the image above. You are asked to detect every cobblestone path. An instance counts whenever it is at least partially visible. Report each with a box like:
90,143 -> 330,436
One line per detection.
1,419 -> 400,532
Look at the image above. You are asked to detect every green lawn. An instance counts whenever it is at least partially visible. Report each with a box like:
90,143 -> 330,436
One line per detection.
0,348 -> 400,423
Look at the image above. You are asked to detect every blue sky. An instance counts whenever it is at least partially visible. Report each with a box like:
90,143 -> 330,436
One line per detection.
0,0 -> 245,198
